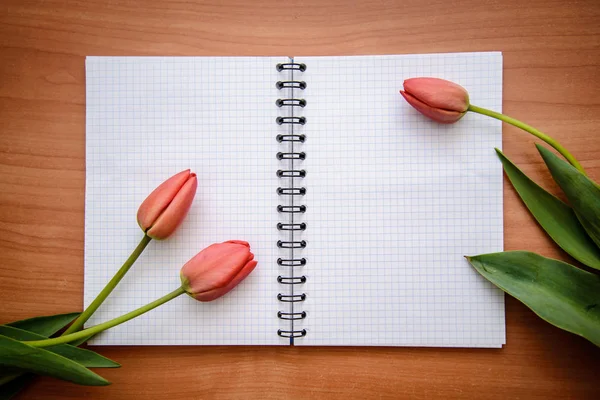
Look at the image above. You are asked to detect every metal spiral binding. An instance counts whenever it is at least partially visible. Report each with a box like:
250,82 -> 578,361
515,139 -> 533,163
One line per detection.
276,152 -> 306,160
277,311 -> 307,320
276,134 -> 305,143
276,61 -> 307,342
277,240 -> 306,249
276,116 -> 306,125
278,293 -> 306,302
277,329 -> 307,338
276,99 -> 306,107
277,151 -> 306,160
277,170 -> 306,178
276,81 -> 307,90
278,276 -> 307,284
277,187 -> 306,195
277,223 -> 306,231
277,257 -> 306,266
276,62 -> 307,72
277,205 -> 306,213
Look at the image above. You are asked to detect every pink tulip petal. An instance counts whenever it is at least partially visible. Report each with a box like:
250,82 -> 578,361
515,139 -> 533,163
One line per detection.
146,174 -> 197,240
224,240 -> 250,247
181,242 -> 240,282
403,78 -> 469,113
194,260 -> 258,302
180,241 -> 250,293
400,91 -> 465,124
137,170 -> 191,232
180,240 -> 259,302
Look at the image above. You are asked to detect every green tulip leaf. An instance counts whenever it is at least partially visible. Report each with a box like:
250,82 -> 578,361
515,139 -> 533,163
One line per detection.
6,313 -> 80,337
0,326 -> 119,368
0,373 -> 33,400
537,144 -> 600,249
467,251 -> 600,347
495,149 -> 600,270
0,325 -> 113,397
0,335 -> 109,386
1,312 -> 82,393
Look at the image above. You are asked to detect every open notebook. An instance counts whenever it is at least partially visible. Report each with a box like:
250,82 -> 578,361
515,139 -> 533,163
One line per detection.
84,52 -> 505,347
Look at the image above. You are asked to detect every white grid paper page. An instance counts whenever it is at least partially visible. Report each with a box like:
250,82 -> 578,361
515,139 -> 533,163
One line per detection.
294,53 -> 505,347
85,57 -> 288,345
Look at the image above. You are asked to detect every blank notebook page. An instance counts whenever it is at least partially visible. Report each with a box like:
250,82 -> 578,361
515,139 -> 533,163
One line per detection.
294,53 -> 505,347
85,53 -> 505,347
85,57 -> 287,345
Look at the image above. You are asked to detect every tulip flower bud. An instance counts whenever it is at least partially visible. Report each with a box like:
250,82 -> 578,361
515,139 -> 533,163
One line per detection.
137,169 -> 198,240
180,240 -> 258,302
400,77 -> 470,124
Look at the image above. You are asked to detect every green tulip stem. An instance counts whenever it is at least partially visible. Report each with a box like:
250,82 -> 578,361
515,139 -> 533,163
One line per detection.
24,287 -> 186,348
62,234 -> 153,336
468,104 -> 586,175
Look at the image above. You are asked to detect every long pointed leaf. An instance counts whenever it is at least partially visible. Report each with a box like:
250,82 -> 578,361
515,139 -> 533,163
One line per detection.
0,326 -> 119,368
6,313 -> 80,337
0,335 -> 109,386
537,144 -> 600,249
466,251 -> 600,347
495,149 -> 600,270
1,312 -> 82,392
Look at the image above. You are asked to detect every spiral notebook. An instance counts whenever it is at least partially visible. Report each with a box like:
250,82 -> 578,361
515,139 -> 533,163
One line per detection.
84,52 -> 505,347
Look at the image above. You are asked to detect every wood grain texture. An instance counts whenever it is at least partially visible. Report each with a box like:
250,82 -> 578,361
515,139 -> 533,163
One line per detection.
1,0 -> 600,398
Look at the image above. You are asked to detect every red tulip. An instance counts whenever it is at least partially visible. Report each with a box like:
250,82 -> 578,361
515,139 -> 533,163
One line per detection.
137,169 -> 198,240
400,77 -> 470,124
180,240 -> 258,302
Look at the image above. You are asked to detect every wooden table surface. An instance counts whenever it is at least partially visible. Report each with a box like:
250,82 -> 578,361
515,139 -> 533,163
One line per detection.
1,0 -> 599,398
